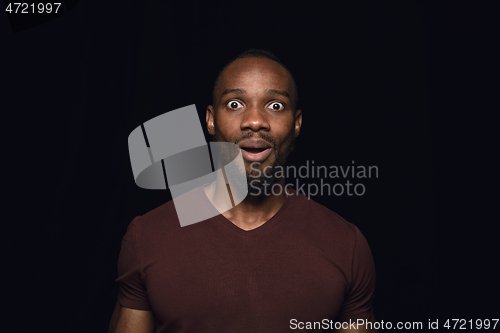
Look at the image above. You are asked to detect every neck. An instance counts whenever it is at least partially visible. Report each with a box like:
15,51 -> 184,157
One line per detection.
205,176 -> 288,231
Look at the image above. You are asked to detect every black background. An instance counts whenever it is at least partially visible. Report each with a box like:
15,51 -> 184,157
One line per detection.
2,1 -> 497,332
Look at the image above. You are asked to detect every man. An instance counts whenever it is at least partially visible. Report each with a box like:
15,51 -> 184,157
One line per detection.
109,49 -> 377,332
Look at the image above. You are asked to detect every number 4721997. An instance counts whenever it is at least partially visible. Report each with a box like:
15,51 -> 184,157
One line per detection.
444,319 -> 499,330
5,3 -> 61,14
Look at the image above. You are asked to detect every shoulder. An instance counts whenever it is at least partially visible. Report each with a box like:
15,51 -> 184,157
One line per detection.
291,189 -> 358,239
129,186 -> 214,241
130,199 -> 178,240
288,190 -> 362,261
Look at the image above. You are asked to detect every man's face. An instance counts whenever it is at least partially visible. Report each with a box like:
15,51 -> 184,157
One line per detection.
206,57 -> 302,193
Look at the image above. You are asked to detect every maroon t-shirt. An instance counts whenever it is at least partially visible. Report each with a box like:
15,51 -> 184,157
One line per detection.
115,188 -> 376,332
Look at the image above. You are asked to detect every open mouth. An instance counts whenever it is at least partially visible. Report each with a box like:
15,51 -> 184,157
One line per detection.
240,147 -> 272,162
241,147 -> 268,154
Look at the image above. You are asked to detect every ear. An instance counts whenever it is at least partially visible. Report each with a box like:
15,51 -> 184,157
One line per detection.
206,105 -> 215,136
294,109 -> 302,138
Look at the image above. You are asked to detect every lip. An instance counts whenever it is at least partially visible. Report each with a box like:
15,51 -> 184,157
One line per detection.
238,139 -> 273,162
241,147 -> 272,162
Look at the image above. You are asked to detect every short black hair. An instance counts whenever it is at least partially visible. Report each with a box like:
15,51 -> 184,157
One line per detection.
212,49 -> 299,111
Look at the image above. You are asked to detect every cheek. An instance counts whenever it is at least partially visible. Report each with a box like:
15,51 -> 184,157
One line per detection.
214,121 -> 237,142
276,123 -> 296,143
214,114 -> 241,139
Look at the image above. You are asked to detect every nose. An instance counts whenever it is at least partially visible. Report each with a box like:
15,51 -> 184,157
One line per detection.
240,105 -> 270,132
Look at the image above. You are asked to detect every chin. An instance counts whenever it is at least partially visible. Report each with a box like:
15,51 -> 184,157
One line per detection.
245,161 -> 269,174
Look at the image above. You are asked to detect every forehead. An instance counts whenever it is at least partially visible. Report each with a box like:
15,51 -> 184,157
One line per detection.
217,58 -> 293,96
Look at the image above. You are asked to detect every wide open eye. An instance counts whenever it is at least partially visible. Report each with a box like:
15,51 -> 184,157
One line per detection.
268,101 -> 285,111
227,100 -> 244,110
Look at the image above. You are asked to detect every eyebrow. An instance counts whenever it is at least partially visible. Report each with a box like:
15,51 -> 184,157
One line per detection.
265,89 -> 290,99
221,88 -> 246,96
220,88 -> 291,99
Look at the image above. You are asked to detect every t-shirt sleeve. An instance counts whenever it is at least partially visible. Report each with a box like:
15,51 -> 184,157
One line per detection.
336,226 -> 376,322
115,216 -> 152,310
